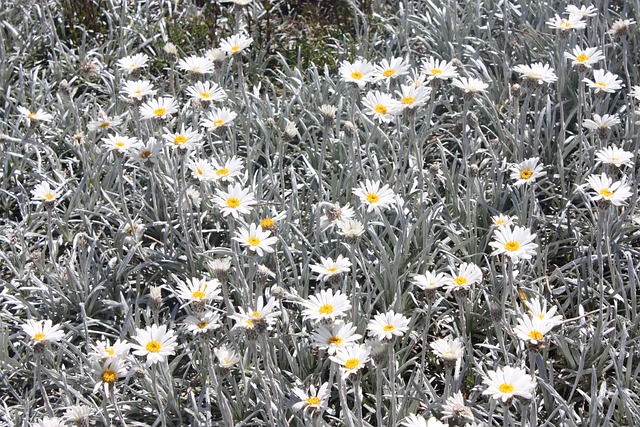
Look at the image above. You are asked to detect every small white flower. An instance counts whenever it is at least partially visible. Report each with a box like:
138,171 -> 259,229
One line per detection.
489,225 -> 539,262
583,70 -> 623,94
582,114 -> 620,132
329,344 -> 370,378
90,338 -> 130,361
362,90 -> 401,123
201,107 -> 237,130
230,296 -> 280,330
186,81 -> 227,103
396,84 -> 431,110
131,324 -> 178,367
524,297 -> 564,327
310,255 -> 352,282
492,213 -> 516,228
564,46 -> 604,69
291,383 -> 331,413
339,59 -> 376,87
163,125 -> 202,151
213,183 -> 257,218
446,262 -> 482,292
213,345 -> 240,369
311,321 -> 362,354
441,391 -> 474,421
301,289 -> 352,323
430,336 -> 465,362
174,277 -> 222,306
452,77 -> 489,95
189,158 -> 216,181
514,315 -> 556,345
513,63 -> 558,85
17,106 -> 53,126
564,5 -> 597,18
367,310 -> 410,340
178,55 -> 215,75
211,156 -> 244,182
31,181 -> 61,204
220,34 -> 253,55
116,53 -> 149,74
421,57 -> 459,81
482,366 -> 536,402
585,173 -> 633,206
413,270 -> 448,291
102,133 -> 139,153
233,224 -> 278,256
510,157 -> 546,186
608,19 -> 635,37
121,79 -> 157,100
184,312 -> 221,335
595,145 -> 634,168
139,97 -> 179,120
21,319 -> 65,344
373,57 -> 410,81
337,219 -> 365,240
547,14 -> 586,31
353,179 -> 397,212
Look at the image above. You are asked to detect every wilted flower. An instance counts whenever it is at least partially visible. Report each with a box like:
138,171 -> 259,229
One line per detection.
608,19 -> 635,37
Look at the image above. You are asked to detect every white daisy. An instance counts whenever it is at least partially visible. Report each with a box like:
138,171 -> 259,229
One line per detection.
583,70 -> 623,93
116,53 -> 149,75
510,157 -> 546,186
430,336 -> 465,362
310,255 -> 352,282
565,5 -> 597,18
189,158 -> 216,181
213,183 -> 257,218
102,133 -> 139,153
230,296 -> 280,331
373,57 -> 410,82
514,315 -> 556,345
319,202 -> 355,231
31,181 -> 61,205
121,79 -> 157,100
201,107 -> 237,130
163,125 -> 202,151
396,84 -> 431,110
131,324 -> 178,367
90,338 -> 130,361
329,344 -> 371,378
139,97 -> 179,120
524,297 -> 564,327
93,357 -> 127,394
17,106 -> 53,126
421,57 -> 459,81
177,55 -> 215,75
362,90 -> 401,123
337,219 -> 366,240
311,321 -> 362,354
489,225 -> 538,262
482,366 -> 536,403
184,312 -> 221,335
452,77 -> 489,95
367,310 -> 410,340
446,262 -> 483,292
513,63 -> 558,86
564,46 -> 604,69
582,114 -> 620,133
441,391 -> 474,421
353,179 -> 397,212
233,223 -> 278,256
186,81 -> 227,103
413,270 -> 448,291
21,319 -> 65,344
174,277 -> 222,306
339,59 -> 376,88
301,288 -> 352,323
213,345 -> 240,369
608,19 -> 635,37
492,213 -> 516,228
595,145 -> 634,168
585,173 -> 633,206
212,156 -> 244,182
291,383 -> 331,414
547,14 -> 586,31
219,34 -> 253,55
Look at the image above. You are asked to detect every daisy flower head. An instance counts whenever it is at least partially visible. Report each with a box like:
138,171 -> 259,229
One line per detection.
301,288 -> 352,324
116,53 -> 148,76
102,133 -> 139,154
510,157 -> 546,186
337,219 -> 366,243
258,210 -> 286,233
447,262 -> 483,293
401,414 -> 447,427
489,225 -> 538,262
421,57 -> 459,82
452,77 -> 489,99
367,310 -> 410,341
492,213 -> 516,228
220,33 -> 253,56
353,179 -> 397,213
564,46 -> 604,70
362,90 -> 401,123
319,202 -> 355,231
64,405 -> 93,426
201,107 -> 237,131
396,84 -> 431,110
213,345 -> 240,373
186,80 -> 227,103
184,311 -> 221,336
174,277 -> 222,310
547,14 -> 586,32
90,338 -> 130,361
121,79 -> 157,100
87,111 -> 123,132
373,57 -> 411,82
311,321 -> 362,354
212,156 -> 244,182
31,181 -> 61,208
595,145 -> 634,168
21,319 -> 65,350
585,173 -> 633,207
339,58 -> 376,88
230,296 -> 280,336
582,113 -> 620,137
524,297 -> 564,327
177,55 -> 215,76
513,63 -> 558,87
131,137 -> 163,167
94,357 -> 127,395
310,255 -> 352,284
514,315 -> 556,345
33,417 -> 66,427
213,183 -> 256,218
139,97 -> 179,121
17,106 -> 53,127
565,5 -> 597,18
189,158 -> 216,181
583,70 -> 623,94
482,365 -> 536,403
163,125 -> 202,151
413,270 -> 448,292
329,344 -> 371,379
291,383 -> 331,416
233,223 -> 278,256
131,324 -> 178,367
608,19 -> 635,37
430,336 -> 465,367
441,391 -> 474,421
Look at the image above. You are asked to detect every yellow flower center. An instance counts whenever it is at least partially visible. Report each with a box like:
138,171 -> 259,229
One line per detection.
213,119 -> 224,127
383,324 -> 396,332
99,121 -> 111,128
101,369 -> 117,383
247,237 -> 261,246
454,276 -> 468,286
252,311 -> 260,318
200,92 -> 211,99
528,330 -> 544,341
504,241 -> 520,251
344,358 -> 360,370
599,188 -> 613,197
327,336 -> 342,345
499,383 -> 515,394
106,348 -> 115,356
576,54 -> 589,63
43,193 -> 56,201
596,81 -> 607,87
174,135 -> 187,145
366,193 -> 380,203
33,333 -> 46,341
611,157 -> 619,162
196,168 -> 203,176
28,112 -> 37,119
559,21 -> 571,28
495,219 -> 505,225
145,340 -> 161,353
519,169 -> 533,180
245,319 -> 254,326
431,68 -> 443,76
326,267 -> 339,274
216,168 -> 230,176
383,68 -> 396,77
197,321 -> 209,329
351,71 -> 363,80
318,304 -> 334,315
226,197 -> 240,208
153,108 -> 167,116
374,104 -> 388,115
192,290 -> 207,300
401,96 -> 415,105
306,396 -> 320,405
231,45 -> 240,53
260,218 -> 275,229
115,141 -> 125,148
134,89 -> 142,96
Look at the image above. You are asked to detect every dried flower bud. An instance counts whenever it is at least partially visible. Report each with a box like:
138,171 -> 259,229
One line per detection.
164,42 -> 178,61
510,83 -> 523,98
343,120 -> 357,137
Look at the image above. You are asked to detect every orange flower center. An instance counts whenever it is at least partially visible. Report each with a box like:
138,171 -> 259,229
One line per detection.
101,369 -> 117,383
519,169 -> 533,180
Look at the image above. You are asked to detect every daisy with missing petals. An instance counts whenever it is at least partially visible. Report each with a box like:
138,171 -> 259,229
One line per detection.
583,70 -> 623,94
337,219 -> 366,241
201,107 -> 237,131
87,112 -> 123,132
291,383 -> 331,415
131,138 -> 163,166
608,19 -> 635,37
102,134 -> 139,154
367,310 -> 410,340
452,77 -> 489,97
63,405 -> 93,426
413,270 -> 448,292
330,344 -> 371,379
186,81 -> 227,103
116,53 -> 149,75
90,338 -> 130,361
339,59 -> 376,88
524,297 -> 564,327
21,319 -> 65,346
353,179 -> 397,212
401,414 -> 447,427
447,262 -> 483,292
184,311 -> 221,335
174,277 -> 222,308
565,5 -> 597,18
514,315 -> 556,345
163,125 -> 202,151
131,324 -> 178,367
362,90 -> 401,123
510,157 -> 546,186
139,97 -> 179,120
230,296 -> 280,333
585,173 -> 632,206
421,57 -> 459,82
233,223 -> 278,256
310,255 -> 352,283
513,63 -> 558,86
31,181 -> 61,206
546,14 -> 586,32
396,84 -> 431,110
492,213 -> 516,228
213,183 -> 257,218
214,346 -> 240,371
482,366 -> 536,403
189,158 -> 216,181
312,321 -> 362,354
489,225 -> 538,262
373,57 -> 411,82
319,202 -> 355,231
564,46 -> 604,70
441,391 -> 474,422
94,357 -> 127,394
212,156 -> 244,182
301,289 -> 352,324
582,114 -> 620,135
431,336 -> 465,366
177,55 -> 215,76
220,34 -> 254,55
121,80 -> 157,100
17,106 -> 53,127
595,145 -> 634,168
